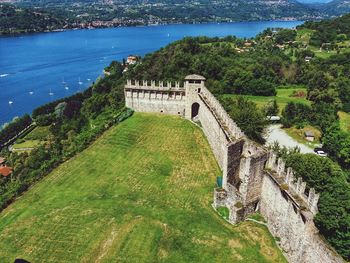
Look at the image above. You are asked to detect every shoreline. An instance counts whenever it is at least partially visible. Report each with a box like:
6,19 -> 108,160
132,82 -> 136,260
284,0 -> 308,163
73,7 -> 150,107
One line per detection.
0,19 -> 306,37
0,20 -> 304,126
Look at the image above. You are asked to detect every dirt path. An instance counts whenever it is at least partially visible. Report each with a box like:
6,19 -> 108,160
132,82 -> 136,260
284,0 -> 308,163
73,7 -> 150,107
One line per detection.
264,124 -> 315,154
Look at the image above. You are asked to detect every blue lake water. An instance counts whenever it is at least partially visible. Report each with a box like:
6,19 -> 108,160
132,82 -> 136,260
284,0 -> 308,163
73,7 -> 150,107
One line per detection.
0,21 -> 303,126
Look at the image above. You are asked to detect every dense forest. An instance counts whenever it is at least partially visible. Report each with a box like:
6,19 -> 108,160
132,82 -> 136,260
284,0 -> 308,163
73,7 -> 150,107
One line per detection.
0,14 -> 349,260
300,13 -> 350,47
0,4 -> 70,34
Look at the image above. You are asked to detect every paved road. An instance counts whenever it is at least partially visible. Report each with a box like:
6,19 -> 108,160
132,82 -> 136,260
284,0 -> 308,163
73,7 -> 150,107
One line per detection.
264,124 -> 315,154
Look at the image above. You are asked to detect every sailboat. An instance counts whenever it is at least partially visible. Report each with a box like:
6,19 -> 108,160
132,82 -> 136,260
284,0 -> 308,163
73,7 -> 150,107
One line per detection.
62,77 -> 66,85
49,88 -> 54,96
78,77 -> 83,85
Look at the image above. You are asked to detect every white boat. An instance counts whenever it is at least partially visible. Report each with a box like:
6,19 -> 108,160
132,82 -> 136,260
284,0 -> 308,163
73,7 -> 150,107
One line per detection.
9,101 -> 13,105
65,86 -> 69,90
49,88 -> 54,96
29,91 -> 34,95
78,77 -> 83,85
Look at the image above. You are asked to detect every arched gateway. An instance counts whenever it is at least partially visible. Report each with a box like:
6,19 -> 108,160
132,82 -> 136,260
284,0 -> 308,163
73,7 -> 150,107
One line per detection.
191,102 -> 200,119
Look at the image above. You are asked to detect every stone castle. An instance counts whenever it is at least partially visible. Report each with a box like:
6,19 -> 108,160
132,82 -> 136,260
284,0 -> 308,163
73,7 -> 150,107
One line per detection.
124,75 -> 343,263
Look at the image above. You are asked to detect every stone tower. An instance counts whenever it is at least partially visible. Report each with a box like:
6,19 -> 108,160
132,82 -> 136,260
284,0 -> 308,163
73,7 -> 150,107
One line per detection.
184,74 -> 206,120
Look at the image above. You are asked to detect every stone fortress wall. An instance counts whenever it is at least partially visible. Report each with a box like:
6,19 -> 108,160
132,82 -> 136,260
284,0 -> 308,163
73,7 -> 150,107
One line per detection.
124,75 -> 343,263
124,80 -> 186,116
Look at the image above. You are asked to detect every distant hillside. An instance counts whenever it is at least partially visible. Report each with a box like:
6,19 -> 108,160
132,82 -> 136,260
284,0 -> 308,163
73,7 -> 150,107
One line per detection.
1,0 -> 350,35
300,13 -> 350,45
0,4 -> 70,34
322,0 -> 350,15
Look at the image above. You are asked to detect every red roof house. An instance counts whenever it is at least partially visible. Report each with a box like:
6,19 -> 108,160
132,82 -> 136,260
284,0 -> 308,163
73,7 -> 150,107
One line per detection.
0,166 -> 13,177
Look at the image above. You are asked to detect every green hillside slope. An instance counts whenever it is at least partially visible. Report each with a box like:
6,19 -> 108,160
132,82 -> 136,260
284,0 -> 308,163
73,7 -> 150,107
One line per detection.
0,113 -> 286,263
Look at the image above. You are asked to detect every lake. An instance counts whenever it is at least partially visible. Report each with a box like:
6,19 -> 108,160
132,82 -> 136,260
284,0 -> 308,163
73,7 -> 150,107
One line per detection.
0,21 -> 303,126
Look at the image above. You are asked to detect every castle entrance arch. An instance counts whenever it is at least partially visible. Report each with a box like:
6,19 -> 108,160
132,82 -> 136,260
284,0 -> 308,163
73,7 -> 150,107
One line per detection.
191,103 -> 200,119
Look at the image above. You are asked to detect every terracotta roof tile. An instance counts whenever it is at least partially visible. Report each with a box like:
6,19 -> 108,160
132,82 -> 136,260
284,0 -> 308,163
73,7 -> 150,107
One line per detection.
0,166 -> 13,177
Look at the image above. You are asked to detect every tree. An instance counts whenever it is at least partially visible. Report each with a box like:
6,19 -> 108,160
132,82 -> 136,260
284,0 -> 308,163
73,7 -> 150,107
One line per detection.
323,125 -> 350,168
275,29 -> 297,44
265,99 -> 279,116
222,97 -> 267,143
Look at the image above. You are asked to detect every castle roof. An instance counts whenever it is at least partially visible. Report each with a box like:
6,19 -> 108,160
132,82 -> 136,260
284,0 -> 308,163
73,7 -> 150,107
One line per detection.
184,74 -> 206,81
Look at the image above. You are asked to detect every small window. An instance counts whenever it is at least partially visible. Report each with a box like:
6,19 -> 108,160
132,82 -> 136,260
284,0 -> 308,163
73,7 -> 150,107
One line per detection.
198,88 -> 201,93
160,110 -> 163,113
178,112 -> 180,115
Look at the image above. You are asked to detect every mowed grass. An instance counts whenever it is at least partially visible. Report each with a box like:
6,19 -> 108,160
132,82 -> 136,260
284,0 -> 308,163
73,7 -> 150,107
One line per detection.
12,126 -> 51,151
222,87 -> 309,113
23,126 -> 51,141
12,140 -> 42,150
0,113 -> 286,263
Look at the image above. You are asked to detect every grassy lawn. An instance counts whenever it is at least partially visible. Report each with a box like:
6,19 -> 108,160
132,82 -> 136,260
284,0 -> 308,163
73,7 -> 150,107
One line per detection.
12,126 -> 51,151
0,113 -> 286,263
309,46 -> 337,59
248,213 -> 267,223
339,111 -> 350,133
12,140 -> 42,150
284,125 -> 321,148
217,207 -> 230,220
222,87 -> 309,114
296,28 -> 314,44
23,126 -> 51,141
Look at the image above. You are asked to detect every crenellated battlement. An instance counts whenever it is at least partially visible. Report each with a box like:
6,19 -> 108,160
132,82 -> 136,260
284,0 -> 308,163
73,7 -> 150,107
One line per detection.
266,152 -> 319,215
199,86 -> 245,140
125,79 -> 185,91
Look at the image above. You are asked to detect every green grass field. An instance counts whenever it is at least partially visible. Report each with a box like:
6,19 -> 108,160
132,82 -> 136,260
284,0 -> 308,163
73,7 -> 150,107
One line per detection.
12,139 -> 42,150
12,126 -> 51,151
284,125 -> 322,148
0,113 -> 286,263
339,111 -> 350,133
23,126 -> 51,141
222,87 -> 309,113
296,28 -> 314,44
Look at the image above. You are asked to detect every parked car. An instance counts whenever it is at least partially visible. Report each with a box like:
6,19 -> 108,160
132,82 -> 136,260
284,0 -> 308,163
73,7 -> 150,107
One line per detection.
314,147 -> 328,157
